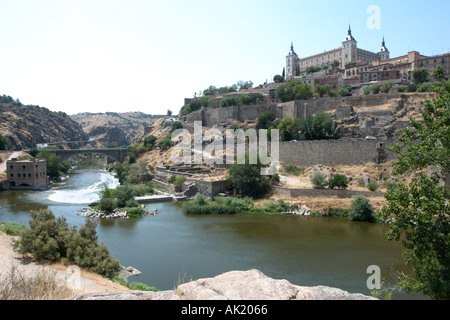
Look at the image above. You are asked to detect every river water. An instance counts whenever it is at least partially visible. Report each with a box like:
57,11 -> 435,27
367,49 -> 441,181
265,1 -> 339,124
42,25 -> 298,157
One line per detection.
0,161 -> 426,300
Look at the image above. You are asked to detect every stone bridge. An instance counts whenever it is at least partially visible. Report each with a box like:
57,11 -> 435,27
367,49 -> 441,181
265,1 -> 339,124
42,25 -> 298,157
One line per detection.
46,148 -> 130,163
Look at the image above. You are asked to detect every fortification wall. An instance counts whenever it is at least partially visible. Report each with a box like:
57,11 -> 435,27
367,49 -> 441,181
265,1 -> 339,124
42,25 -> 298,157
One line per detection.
278,139 -> 398,167
182,93 -> 404,130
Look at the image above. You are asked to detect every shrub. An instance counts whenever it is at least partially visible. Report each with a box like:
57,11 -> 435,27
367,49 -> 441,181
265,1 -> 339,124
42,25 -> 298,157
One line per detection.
193,193 -> 207,206
328,174 -> 349,189
182,202 -> 240,215
263,199 -> 289,213
133,184 -> 153,196
17,210 -> 121,277
98,197 -> 118,212
350,196 -> 377,222
113,185 -> 136,208
0,222 -> 27,236
310,171 -> 328,189
367,181 -> 379,192
124,206 -> 146,218
226,163 -> 271,199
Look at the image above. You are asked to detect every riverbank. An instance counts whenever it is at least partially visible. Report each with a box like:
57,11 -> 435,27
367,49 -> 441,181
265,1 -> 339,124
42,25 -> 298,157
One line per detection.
0,231 -> 130,298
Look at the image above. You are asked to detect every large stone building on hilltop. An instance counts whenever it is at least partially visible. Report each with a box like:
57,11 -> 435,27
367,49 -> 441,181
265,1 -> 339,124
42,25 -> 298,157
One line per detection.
286,26 -> 390,78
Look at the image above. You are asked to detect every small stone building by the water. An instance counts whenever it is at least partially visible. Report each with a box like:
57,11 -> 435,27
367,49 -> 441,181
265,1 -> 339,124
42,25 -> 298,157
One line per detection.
7,158 -> 49,190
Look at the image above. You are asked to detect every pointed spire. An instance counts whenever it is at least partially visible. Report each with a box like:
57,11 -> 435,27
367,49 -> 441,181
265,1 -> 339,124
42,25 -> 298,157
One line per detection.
288,42 -> 297,56
344,24 -> 355,41
380,36 -> 389,52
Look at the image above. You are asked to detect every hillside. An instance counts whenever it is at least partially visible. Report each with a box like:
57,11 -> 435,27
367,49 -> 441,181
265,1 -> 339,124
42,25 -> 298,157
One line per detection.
71,112 -> 164,147
0,96 -> 89,150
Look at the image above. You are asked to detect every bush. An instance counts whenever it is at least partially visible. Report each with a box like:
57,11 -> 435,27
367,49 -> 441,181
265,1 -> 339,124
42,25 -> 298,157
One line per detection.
158,138 -> 174,150
98,197 -> 118,212
133,184 -> 153,196
226,163 -> 271,199
0,222 -> 27,236
350,196 -> 377,222
124,206 -> 146,218
328,174 -> 349,189
113,185 -> 136,208
263,200 -> 289,213
367,181 -> 379,192
310,171 -> 328,189
17,210 -> 121,277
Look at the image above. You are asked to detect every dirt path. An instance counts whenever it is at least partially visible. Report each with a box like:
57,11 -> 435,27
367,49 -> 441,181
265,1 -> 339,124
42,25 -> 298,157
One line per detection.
0,232 -> 129,298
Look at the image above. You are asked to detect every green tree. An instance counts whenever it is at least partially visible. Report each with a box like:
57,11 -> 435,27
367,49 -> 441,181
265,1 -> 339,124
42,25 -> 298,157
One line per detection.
328,174 -> 349,189
273,75 -> 284,83
381,94 -> 450,300
257,111 -> 276,129
433,66 -> 448,82
277,118 -> 299,142
227,162 -> 271,199
113,184 -> 136,208
350,196 -> 377,222
299,113 -> 334,140
311,113 -> 334,140
412,68 -> 430,85
144,135 -> 157,149
36,150 -> 63,180
0,133 -> 8,150
310,171 -> 328,189
315,84 -> 332,97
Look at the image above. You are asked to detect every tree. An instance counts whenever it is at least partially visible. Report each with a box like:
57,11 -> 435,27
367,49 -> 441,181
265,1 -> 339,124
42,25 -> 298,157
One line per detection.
0,133 -> 8,150
36,150 -> 63,180
167,109 -> 172,116
144,135 -> 157,149
311,113 -> 334,139
276,80 -> 313,102
412,68 -> 430,85
299,113 -> 334,140
350,196 -> 376,222
277,118 -> 299,142
226,162 -> 271,199
332,60 -> 340,69
257,111 -> 276,130
381,94 -> 450,300
328,174 -> 349,189
315,84 -> 332,97
273,75 -> 284,83
433,66 -> 448,82
310,171 -> 328,189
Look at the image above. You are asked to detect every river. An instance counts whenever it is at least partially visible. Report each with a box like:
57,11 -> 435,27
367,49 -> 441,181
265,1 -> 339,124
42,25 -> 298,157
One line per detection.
0,161 -> 426,300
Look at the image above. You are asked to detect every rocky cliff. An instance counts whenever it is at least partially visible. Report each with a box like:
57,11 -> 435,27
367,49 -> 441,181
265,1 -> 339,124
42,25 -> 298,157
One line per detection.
71,112 -> 164,147
0,99 -> 89,150
69,269 -> 376,300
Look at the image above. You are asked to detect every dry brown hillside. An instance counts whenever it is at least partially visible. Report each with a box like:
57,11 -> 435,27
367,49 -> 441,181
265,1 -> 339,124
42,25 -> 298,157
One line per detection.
71,112 -> 164,147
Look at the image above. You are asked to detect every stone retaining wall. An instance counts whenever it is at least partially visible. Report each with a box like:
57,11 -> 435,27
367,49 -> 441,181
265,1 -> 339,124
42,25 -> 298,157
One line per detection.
273,186 -> 385,199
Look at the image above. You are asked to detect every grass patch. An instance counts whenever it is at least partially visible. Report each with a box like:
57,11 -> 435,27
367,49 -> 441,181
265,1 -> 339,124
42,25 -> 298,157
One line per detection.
0,222 -> 27,236
111,276 -> 159,292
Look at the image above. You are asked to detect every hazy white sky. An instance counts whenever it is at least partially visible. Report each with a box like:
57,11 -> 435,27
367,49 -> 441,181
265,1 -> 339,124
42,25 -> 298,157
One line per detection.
1,0 -> 449,115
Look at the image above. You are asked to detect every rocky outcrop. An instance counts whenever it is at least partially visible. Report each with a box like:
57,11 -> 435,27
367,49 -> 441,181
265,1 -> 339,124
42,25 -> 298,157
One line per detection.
68,269 -> 376,300
0,101 -> 89,150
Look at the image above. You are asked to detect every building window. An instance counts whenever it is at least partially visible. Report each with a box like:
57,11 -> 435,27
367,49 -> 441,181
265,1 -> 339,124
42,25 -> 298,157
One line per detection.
10,165 -> 13,169
10,174 -> 13,178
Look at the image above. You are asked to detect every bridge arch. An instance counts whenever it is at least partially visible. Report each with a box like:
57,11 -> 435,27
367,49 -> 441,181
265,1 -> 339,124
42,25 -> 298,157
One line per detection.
44,149 -> 130,164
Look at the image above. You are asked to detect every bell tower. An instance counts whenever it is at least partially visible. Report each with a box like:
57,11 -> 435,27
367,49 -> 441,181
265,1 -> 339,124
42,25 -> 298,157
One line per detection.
341,25 -> 358,68
378,37 -> 390,60
286,42 -> 299,79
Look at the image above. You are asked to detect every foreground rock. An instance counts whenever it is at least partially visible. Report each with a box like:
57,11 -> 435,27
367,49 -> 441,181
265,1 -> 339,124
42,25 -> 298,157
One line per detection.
68,269 -> 376,300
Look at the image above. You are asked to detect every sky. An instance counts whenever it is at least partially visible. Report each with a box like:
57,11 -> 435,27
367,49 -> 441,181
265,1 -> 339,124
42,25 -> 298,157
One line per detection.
0,0 -> 449,116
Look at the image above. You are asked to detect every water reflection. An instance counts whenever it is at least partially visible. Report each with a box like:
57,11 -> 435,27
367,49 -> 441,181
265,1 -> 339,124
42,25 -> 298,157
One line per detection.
0,161 -> 427,300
